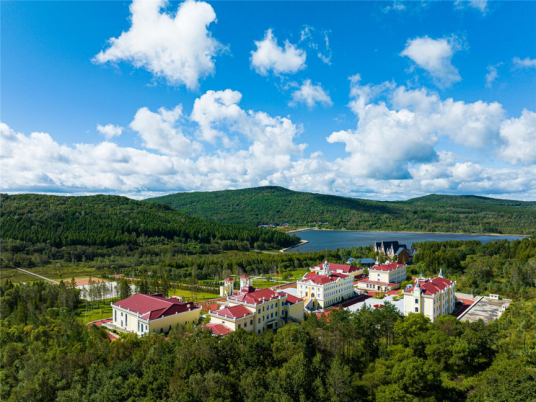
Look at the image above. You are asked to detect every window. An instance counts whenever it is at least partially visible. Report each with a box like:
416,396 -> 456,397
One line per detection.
415,307 -> 418,312
125,315 -> 128,325
415,298 -> 419,304
271,312 -> 273,318
114,310 -> 117,322
275,311 -> 278,317
244,322 -> 247,328
238,324 -> 241,329
258,318 -> 261,324
258,330 -> 261,334
258,309 -> 261,314
276,302 -> 278,307
250,319 -> 253,326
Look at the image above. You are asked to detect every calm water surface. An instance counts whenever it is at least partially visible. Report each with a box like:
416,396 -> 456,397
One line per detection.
289,230 -> 527,253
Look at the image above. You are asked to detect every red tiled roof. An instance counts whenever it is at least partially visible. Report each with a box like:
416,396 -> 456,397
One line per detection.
202,323 -> 233,336
113,294 -> 198,321
370,262 -> 405,272
240,274 -> 249,278
405,277 -> 454,295
212,304 -> 254,319
314,263 -> 359,274
229,287 -> 285,305
283,293 -> 304,304
302,272 -> 349,285
224,277 -> 233,282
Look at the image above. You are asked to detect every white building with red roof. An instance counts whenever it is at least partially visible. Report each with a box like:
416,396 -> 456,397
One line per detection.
207,283 -> 305,335
311,262 -> 363,278
357,261 -> 407,292
403,270 -> 456,322
297,261 -> 355,309
110,293 -> 201,336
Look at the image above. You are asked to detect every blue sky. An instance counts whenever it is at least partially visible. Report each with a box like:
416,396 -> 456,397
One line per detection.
1,0 -> 535,200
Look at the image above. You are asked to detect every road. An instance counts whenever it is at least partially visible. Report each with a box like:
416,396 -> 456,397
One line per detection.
16,268 -> 59,284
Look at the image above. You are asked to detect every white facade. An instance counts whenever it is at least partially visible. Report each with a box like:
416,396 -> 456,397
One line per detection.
297,261 -> 355,308
403,273 -> 456,322
369,264 -> 406,284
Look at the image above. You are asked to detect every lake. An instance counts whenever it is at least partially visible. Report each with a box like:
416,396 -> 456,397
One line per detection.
288,230 -> 527,252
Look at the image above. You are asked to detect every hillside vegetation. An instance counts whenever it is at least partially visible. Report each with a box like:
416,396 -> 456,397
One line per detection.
148,187 -> 536,235
0,194 -> 299,267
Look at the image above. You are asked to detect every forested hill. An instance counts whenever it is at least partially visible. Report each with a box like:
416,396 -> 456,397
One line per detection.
0,194 -> 299,250
147,187 -> 536,235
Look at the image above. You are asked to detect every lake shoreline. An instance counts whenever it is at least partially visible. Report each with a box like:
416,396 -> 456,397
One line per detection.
287,227 -> 531,237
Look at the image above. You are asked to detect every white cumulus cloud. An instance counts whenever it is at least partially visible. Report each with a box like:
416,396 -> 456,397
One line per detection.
250,29 -> 306,75
327,75 -> 505,180
401,35 -> 463,87
93,0 -> 224,89
513,57 -> 536,69
130,105 -> 201,156
97,124 -> 123,139
289,80 -> 333,109
485,65 -> 499,89
498,109 -> 536,165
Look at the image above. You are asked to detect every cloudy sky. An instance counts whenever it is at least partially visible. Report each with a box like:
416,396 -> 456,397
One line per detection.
2,0 -> 535,200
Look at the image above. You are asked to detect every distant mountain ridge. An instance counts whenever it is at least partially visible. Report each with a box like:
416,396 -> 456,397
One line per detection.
146,186 -> 536,235
0,193 -> 299,250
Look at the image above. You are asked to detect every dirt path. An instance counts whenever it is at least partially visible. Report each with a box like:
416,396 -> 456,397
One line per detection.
16,268 -> 59,283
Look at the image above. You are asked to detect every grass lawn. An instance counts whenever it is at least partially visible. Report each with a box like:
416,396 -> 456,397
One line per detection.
0,268 -> 39,283
76,298 -> 119,324
169,288 -> 220,302
2,264 -> 106,284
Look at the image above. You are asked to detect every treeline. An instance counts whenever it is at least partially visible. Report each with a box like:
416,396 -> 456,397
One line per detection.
413,238 -> 536,299
0,194 -> 300,267
1,280 -> 535,401
147,186 -> 536,234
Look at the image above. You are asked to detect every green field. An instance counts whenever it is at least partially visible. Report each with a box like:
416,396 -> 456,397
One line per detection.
76,298 -> 118,324
0,264 -> 106,284
169,288 -> 220,302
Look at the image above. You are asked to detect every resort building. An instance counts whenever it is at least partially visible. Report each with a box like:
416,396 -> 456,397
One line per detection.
403,270 -> 456,322
110,293 -> 201,336
298,261 -> 355,309
374,241 -> 412,264
357,262 -> 407,292
219,274 -> 254,296
207,276 -> 304,335
310,262 -> 363,278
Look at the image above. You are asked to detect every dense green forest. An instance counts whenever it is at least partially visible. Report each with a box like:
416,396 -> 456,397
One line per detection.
1,279 -> 535,401
0,194 -> 300,267
148,186 -> 536,234
412,238 -> 536,299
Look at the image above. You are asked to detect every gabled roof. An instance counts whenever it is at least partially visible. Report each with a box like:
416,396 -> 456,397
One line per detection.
202,323 -> 233,336
211,304 -> 254,319
283,293 -> 304,304
314,263 -> 359,274
405,277 -> 454,295
229,286 -> 285,305
370,262 -> 406,272
301,272 -> 349,285
113,294 -> 198,321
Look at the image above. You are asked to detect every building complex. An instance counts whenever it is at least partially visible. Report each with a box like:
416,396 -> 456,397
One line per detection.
403,270 -> 456,322
357,261 -> 407,292
110,293 -> 201,336
207,275 -> 304,335
297,261 -> 355,309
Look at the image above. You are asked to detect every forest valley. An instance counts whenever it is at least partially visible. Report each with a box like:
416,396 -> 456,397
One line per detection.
0,279 -> 535,401
1,193 -> 536,401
